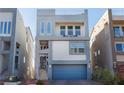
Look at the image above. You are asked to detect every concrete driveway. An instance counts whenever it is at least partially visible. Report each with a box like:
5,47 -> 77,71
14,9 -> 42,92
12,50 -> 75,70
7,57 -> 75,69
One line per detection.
47,80 -> 102,85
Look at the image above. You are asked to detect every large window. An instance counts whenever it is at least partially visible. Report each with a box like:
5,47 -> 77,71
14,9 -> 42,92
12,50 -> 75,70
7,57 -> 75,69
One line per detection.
75,26 -> 81,36
4,22 -> 7,34
113,26 -> 124,37
116,43 -> 124,52
113,26 -> 120,37
8,21 -> 11,34
69,42 -> 85,55
60,26 -> 65,36
68,26 -> 73,36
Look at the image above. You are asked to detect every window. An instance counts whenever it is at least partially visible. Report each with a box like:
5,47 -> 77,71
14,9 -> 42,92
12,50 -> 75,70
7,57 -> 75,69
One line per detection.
60,30 -> 65,36
113,26 -> 121,37
79,48 -> 84,53
47,22 -> 52,33
15,56 -> 18,70
8,21 -> 11,34
41,22 -> 44,33
69,42 -> 85,55
122,27 -> 124,36
75,30 -> 81,36
60,26 -> 65,36
0,22 -> 3,34
75,26 -> 81,36
68,26 -> 73,35
4,22 -> 7,34
116,43 -> 124,52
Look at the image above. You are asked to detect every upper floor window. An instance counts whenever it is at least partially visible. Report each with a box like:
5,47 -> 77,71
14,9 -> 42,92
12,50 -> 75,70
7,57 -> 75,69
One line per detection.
69,42 -> 85,55
0,22 -> 3,34
68,26 -> 73,35
75,26 -> 81,36
113,26 -> 120,38
113,26 -> 124,38
4,22 -> 7,34
60,26 -> 65,36
116,43 -> 124,52
0,21 -> 11,35
8,21 -> 11,34
47,22 -> 52,33
40,22 -> 44,33
122,27 -> 124,36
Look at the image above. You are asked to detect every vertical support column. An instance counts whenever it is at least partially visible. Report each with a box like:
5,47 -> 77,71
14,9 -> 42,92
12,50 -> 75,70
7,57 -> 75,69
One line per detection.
84,9 -> 89,37
35,40 -> 40,80
85,41 -> 91,80
73,25 -> 75,36
65,25 -> 68,36
48,41 -> 52,80
84,9 -> 91,80
9,9 -> 17,76
107,9 -> 115,76
0,55 -> 3,74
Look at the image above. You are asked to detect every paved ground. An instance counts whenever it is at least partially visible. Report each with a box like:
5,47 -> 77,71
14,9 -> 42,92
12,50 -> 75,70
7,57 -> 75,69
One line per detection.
0,80 -> 103,85
47,80 -> 103,85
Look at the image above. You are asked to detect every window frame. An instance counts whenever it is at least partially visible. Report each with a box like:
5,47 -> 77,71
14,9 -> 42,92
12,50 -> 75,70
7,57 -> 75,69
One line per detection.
4,22 -> 7,34
8,21 -> 11,34
115,43 -> 124,52
69,42 -> 85,55
113,26 -> 121,38
60,26 -> 66,36
68,26 -> 73,36
75,26 -> 81,36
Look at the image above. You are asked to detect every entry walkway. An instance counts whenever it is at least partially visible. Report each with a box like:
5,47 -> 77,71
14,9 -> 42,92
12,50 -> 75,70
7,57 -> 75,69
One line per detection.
47,80 -> 102,85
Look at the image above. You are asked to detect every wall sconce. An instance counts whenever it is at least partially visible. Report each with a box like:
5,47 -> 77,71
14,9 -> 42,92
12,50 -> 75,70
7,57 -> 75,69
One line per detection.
49,65 -> 51,68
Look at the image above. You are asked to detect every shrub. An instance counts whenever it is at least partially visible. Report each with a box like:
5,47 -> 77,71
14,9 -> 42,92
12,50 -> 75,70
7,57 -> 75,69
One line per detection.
5,76 -> 20,82
92,68 -> 102,80
101,68 -> 113,81
118,79 -> 124,85
36,80 -> 44,85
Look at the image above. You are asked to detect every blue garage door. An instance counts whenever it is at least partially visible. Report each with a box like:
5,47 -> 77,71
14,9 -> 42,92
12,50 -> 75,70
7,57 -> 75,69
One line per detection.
52,64 -> 87,80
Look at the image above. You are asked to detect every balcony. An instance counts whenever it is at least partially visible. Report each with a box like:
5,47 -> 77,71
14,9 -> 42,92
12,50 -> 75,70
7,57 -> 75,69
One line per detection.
0,41 -> 10,54
37,35 -> 89,41
40,49 -> 48,53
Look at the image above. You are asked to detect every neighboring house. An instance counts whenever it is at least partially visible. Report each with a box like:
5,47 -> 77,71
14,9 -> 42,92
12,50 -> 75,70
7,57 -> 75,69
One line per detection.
90,9 -> 124,79
0,8 -> 34,80
25,27 -> 34,80
35,9 -> 90,80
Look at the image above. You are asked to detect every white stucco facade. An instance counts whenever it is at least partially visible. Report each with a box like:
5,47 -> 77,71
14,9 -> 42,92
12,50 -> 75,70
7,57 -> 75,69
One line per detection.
52,41 -> 86,60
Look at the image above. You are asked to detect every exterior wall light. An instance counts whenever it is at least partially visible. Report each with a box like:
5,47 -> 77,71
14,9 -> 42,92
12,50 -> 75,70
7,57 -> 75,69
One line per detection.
49,65 -> 51,68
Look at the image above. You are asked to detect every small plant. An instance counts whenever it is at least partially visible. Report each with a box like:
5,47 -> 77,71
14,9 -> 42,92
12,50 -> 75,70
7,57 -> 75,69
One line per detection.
5,76 -> 20,82
101,68 -> 113,81
92,68 -> 102,80
36,80 -> 44,85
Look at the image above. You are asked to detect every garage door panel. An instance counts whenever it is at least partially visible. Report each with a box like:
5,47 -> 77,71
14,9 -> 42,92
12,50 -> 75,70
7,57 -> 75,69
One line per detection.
52,64 -> 87,80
